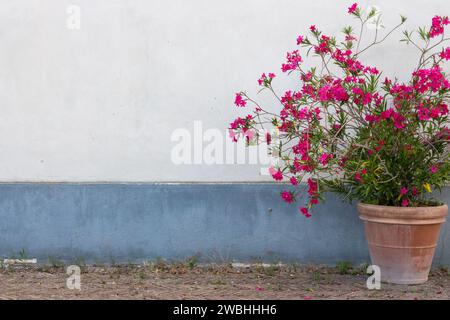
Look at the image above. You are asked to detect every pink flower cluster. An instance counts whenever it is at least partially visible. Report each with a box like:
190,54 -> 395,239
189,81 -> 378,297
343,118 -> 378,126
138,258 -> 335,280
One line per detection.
365,107 -> 406,129
281,191 -> 294,204
413,66 -> 450,93
234,93 -> 246,107
440,47 -> 450,60
417,103 -> 448,121
430,15 -> 449,38
228,115 -> 253,142
269,167 -> 283,181
258,72 -> 276,86
367,140 -> 385,156
282,50 -> 303,73
332,49 -> 378,76
318,81 -> 349,103
230,4 -> 450,215
354,169 -> 367,183
348,3 -> 358,14
315,35 -> 332,54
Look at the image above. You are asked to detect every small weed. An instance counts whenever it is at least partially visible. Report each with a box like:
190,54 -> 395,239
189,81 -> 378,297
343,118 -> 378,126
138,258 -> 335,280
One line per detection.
439,266 -> 450,276
72,256 -> 86,268
185,255 -> 199,270
336,261 -> 352,275
209,278 -> 227,286
313,271 -> 322,281
109,255 -> 117,267
255,263 -> 280,277
264,265 -> 280,277
47,256 -> 64,268
18,249 -> 28,260
4,249 -> 27,261
358,262 -> 370,274
138,269 -> 146,280
152,257 -> 168,272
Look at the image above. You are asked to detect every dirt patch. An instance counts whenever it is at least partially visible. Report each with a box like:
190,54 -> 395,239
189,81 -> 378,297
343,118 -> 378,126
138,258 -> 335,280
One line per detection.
0,263 -> 449,300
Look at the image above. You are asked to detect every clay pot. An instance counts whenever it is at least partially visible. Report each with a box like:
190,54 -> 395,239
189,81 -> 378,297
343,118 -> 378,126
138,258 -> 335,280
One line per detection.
357,203 -> 448,284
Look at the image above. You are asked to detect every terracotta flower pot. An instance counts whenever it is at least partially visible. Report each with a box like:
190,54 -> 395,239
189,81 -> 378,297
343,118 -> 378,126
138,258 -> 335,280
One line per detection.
357,203 -> 448,284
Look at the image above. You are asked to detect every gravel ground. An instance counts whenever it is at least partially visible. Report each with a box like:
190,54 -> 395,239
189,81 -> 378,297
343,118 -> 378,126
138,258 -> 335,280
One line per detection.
0,263 -> 449,300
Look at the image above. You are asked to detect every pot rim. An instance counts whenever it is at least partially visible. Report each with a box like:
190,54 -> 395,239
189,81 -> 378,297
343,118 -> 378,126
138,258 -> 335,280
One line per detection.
358,202 -> 448,210
357,202 -> 448,225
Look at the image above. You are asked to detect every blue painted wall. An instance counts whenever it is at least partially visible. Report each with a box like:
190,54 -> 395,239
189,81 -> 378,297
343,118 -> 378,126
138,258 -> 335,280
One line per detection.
0,183 -> 448,265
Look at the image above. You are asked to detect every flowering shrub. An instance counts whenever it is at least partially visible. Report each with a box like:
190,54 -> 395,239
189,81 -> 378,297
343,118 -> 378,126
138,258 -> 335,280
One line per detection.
230,3 -> 450,217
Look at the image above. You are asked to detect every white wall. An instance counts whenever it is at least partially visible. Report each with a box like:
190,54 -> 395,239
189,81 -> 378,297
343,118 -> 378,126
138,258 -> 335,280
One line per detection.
0,0 -> 449,182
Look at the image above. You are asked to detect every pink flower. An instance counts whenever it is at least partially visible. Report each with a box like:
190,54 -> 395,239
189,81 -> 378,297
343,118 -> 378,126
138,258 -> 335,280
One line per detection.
400,187 -> 408,196
258,73 -> 276,86
244,129 -> 255,141
333,49 -> 352,62
365,114 -> 380,123
430,16 -> 449,38
269,167 -> 283,181
300,207 -> 312,218
345,34 -> 357,42
413,66 -> 449,94
363,66 -> 379,75
319,83 -> 349,102
430,166 -> 438,174
290,176 -> 298,186
412,187 -> 418,196
281,191 -> 294,204
440,47 -> 450,60
273,171 -> 283,181
380,108 -> 394,119
310,25 -> 316,32
297,35 -> 304,45
439,103 -> 449,116
257,73 -> 266,86
229,116 -> 248,130
355,172 -> 363,183
348,3 -> 358,14
401,199 -> 409,207
362,92 -> 373,105
282,50 -> 303,72
319,153 -> 333,166
319,85 -> 332,102
307,179 -> 318,197
228,129 -> 238,142
234,93 -> 246,107
392,113 -> 406,129
430,107 -> 441,118
292,136 -> 310,157
315,35 -> 332,54
332,86 -> 349,101
417,106 -> 430,121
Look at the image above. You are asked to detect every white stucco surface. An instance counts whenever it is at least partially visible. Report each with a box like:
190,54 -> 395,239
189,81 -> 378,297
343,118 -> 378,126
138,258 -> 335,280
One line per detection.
0,0 -> 449,181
